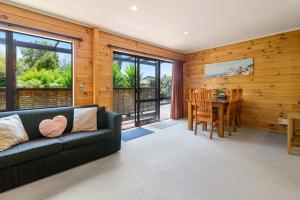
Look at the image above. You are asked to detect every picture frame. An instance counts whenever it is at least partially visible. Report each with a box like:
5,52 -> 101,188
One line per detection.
204,58 -> 253,78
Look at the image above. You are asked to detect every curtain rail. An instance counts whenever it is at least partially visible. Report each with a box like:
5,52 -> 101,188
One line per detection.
107,44 -> 174,62
0,21 -> 83,42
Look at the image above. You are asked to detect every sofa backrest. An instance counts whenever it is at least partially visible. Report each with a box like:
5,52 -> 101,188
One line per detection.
0,105 -> 106,140
96,106 -> 106,129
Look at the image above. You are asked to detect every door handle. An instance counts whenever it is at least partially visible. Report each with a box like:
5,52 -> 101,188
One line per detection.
135,88 -> 142,93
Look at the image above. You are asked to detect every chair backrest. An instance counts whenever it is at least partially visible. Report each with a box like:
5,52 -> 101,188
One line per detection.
189,88 -> 207,102
227,89 -> 239,114
237,89 -> 243,101
229,89 -> 239,102
189,88 -> 194,100
194,90 -> 213,115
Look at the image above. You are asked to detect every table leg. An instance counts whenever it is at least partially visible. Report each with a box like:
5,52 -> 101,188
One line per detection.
218,103 -> 225,138
188,102 -> 193,130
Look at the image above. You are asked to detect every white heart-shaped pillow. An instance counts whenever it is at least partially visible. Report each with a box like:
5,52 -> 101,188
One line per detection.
39,115 -> 67,137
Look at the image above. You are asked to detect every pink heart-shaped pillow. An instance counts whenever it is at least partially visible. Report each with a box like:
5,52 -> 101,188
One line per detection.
39,115 -> 67,137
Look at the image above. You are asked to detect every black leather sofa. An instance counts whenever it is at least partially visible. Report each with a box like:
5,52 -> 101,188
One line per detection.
0,105 -> 122,192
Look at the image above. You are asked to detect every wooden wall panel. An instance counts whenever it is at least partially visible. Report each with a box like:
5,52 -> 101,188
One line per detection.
0,3 -> 93,106
184,29 -> 300,132
93,30 -> 113,110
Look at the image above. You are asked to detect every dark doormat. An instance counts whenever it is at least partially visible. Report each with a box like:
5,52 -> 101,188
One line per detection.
122,128 -> 154,142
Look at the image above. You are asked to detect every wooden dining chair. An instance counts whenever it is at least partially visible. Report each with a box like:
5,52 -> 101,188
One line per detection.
226,89 -> 238,136
190,88 -> 209,131
193,90 -> 218,139
236,89 -> 243,127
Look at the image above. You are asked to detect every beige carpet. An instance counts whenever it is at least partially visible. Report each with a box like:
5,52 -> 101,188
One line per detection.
1,120 -> 300,200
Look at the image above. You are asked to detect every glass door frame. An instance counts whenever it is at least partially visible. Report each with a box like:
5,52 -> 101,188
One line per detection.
135,56 -> 160,127
5,30 -> 16,111
112,51 -> 173,128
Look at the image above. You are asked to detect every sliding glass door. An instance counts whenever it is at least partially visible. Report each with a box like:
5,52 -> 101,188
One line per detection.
112,53 -> 137,129
113,52 -> 173,129
136,57 -> 159,126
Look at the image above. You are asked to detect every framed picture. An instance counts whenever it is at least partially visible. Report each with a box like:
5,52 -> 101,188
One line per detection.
204,58 -> 253,78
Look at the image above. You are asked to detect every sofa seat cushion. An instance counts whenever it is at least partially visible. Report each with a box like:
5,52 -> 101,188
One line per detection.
59,129 -> 113,150
0,138 -> 63,169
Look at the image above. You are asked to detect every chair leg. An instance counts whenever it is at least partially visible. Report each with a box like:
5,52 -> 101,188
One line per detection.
288,118 -> 294,154
232,115 -> 237,132
210,121 -> 213,139
236,113 -> 241,128
204,122 -> 208,130
227,114 -> 232,136
202,122 -> 207,131
194,120 -> 198,135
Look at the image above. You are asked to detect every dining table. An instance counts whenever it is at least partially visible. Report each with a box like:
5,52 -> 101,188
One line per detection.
187,98 -> 229,138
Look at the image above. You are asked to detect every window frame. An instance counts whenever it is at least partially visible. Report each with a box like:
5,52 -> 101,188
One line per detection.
0,28 -> 74,111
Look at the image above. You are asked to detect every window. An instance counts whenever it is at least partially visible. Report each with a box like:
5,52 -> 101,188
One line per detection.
0,29 -> 73,111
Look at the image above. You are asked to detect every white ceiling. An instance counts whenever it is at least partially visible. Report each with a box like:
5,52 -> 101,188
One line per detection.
5,0 -> 300,53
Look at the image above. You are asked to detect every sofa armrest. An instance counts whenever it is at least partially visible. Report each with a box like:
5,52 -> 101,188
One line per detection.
105,111 -> 122,151
105,111 -> 122,137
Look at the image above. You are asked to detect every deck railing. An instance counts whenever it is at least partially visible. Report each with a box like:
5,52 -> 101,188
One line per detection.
0,88 -> 72,110
113,88 -> 157,115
